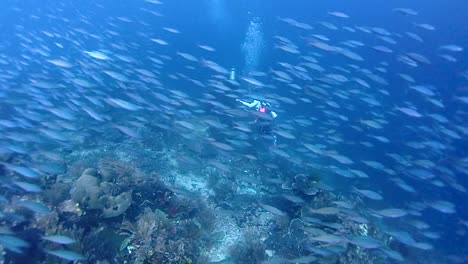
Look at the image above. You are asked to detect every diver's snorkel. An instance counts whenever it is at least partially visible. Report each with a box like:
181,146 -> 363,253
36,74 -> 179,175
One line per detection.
229,68 -> 236,80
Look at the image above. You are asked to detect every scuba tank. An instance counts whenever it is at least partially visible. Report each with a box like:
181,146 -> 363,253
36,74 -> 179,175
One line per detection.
229,68 -> 236,80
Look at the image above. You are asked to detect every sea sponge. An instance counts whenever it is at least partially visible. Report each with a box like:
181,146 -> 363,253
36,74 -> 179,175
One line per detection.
100,192 -> 132,218
70,168 -> 101,209
70,168 -> 132,218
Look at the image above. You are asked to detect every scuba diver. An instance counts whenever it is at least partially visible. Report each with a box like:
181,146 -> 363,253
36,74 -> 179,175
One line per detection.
236,98 -> 278,146
236,98 -> 278,118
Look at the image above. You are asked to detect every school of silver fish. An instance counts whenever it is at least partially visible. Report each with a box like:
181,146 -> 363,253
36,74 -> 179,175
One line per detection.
0,0 -> 467,263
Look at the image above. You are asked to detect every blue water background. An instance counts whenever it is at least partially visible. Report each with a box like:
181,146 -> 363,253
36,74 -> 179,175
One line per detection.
0,0 -> 467,259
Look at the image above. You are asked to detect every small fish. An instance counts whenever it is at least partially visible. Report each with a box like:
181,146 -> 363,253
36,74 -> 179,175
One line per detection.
47,59 -> 73,68
353,187 -> 383,200
198,45 -> 216,52
174,120 -> 195,130
43,235 -> 76,245
385,230 -> 416,245
13,181 -> 42,193
201,59 -> 228,74
439,54 -> 457,62
396,107 -> 423,118
72,78 -> 94,87
103,71 -> 129,82
373,208 -> 407,218
393,8 -> 418,16
107,98 -> 142,111
398,73 -> 415,83
350,170 -> 369,178
407,52 -> 431,64
275,43 -> 300,53
0,235 -> 29,253
0,163 -> 39,178
151,38 -> 168,45
360,120 -> 383,129
46,249 -> 85,261
362,160 -> 385,170
310,234 -> 343,244
409,85 -> 435,96
113,125 -> 140,138
163,27 -> 180,34
48,108 -> 76,121
327,153 -> 354,165
308,207 -> 341,215
275,129 -> 296,139
84,51 -> 110,60
413,242 -> 433,250
176,52 -> 198,62
241,77 -> 264,87
429,200 -> 456,214
210,141 -> 235,151
372,45 -> 393,53
328,11 -> 349,18
259,203 -> 286,216
406,31 -> 423,42
278,17 -> 313,30
414,23 -> 436,31
281,194 -> 305,204
439,44 -> 463,52
82,107 -> 106,122
271,148 -> 290,158
145,0 -> 162,4
17,200 -> 50,215
381,248 -> 405,261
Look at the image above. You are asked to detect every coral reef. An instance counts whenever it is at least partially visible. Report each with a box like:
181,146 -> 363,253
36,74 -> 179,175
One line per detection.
2,137 -> 424,264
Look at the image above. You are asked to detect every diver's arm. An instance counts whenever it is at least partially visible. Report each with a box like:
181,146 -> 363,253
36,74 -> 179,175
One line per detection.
236,99 -> 259,108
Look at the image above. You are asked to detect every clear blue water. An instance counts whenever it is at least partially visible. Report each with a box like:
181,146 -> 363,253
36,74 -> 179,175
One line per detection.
0,0 -> 467,263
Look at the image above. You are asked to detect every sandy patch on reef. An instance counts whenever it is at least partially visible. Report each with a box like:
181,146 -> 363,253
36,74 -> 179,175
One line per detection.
165,170 -> 245,262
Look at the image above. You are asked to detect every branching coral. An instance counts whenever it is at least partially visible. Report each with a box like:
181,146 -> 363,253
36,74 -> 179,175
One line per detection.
128,207 -> 174,264
98,159 -> 137,182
